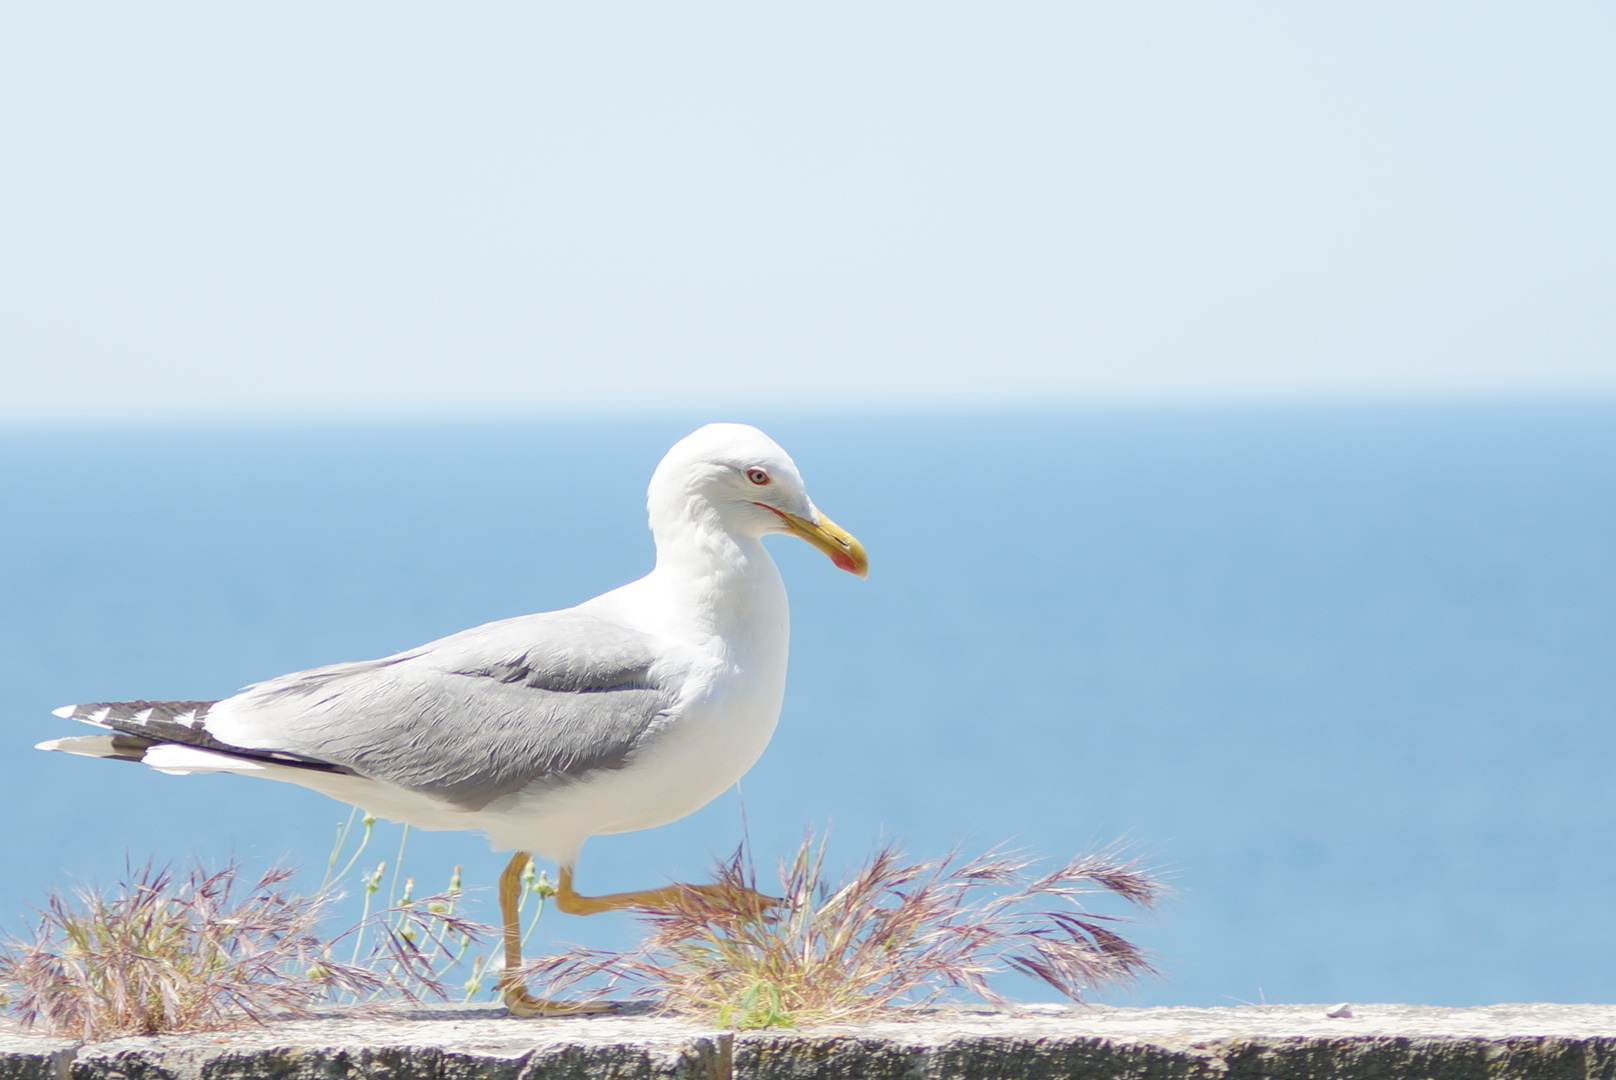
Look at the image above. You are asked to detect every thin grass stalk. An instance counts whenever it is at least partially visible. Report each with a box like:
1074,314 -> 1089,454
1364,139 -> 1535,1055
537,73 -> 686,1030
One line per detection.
318,808 -> 359,896
347,861 -> 386,966
386,826 -> 411,918
330,813 -> 378,897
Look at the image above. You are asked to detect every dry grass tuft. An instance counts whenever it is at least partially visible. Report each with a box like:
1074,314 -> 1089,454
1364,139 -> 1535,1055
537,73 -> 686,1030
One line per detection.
0,861 -> 488,1041
522,835 -> 1162,1027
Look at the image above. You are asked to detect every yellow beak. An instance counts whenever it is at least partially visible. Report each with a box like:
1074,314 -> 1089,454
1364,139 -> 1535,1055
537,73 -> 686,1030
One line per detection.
759,505 -> 870,578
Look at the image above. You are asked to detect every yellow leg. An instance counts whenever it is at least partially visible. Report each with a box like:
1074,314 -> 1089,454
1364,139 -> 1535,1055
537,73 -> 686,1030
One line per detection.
497,851 -> 614,1017
554,865 -> 781,916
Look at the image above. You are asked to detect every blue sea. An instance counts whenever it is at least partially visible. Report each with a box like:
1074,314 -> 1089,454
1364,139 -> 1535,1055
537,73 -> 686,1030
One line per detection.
2,401 -> 1614,1007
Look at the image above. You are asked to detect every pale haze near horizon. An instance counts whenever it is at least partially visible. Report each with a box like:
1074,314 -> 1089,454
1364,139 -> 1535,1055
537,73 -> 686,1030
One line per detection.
1,4 -> 1612,420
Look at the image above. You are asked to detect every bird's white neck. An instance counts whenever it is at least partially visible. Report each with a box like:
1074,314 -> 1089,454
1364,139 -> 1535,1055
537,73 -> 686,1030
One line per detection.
647,512 -> 787,641
594,502 -> 789,656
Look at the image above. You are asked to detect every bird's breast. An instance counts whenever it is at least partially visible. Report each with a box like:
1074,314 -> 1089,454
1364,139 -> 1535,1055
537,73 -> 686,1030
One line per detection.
568,617 -> 786,836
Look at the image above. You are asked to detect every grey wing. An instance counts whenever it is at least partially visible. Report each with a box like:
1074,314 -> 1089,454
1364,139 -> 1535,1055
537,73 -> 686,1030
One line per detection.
209,610 -> 678,810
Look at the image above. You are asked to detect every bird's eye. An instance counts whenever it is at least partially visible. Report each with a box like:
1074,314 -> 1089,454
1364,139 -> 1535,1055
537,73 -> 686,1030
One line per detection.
746,468 -> 771,486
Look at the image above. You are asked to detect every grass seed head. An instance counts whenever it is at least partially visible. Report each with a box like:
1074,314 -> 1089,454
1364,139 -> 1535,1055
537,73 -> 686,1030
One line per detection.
0,860 -> 492,1041
522,833 -> 1161,1028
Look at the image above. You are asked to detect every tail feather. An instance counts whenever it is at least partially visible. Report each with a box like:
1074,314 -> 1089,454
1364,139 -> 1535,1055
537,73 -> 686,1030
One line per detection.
44,698 -> 348,774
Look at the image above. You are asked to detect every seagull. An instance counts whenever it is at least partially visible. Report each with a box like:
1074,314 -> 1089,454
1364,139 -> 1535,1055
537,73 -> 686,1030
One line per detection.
38,423 -> 868,1015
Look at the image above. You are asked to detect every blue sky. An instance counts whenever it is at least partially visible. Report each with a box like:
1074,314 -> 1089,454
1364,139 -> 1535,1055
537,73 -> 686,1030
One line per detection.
2,3 -> 1612,420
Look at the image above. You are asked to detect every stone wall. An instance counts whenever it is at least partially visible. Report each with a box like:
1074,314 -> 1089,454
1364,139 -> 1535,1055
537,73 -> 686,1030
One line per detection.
4,1003 -> 1615,1080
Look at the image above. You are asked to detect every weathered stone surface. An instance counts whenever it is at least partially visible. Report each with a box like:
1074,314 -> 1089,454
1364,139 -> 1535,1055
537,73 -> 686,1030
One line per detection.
6,1004 -> 1616,1080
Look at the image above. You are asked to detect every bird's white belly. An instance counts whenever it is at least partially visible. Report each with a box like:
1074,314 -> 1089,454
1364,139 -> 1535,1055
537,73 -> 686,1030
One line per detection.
478,679 -> 782,862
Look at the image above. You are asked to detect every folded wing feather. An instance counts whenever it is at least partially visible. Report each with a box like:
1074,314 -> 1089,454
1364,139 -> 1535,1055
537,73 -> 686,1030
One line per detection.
56,610 -> 681,812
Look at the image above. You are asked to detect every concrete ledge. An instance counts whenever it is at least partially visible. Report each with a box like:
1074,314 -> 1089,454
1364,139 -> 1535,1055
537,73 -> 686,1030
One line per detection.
5,1004 -> 1616,1080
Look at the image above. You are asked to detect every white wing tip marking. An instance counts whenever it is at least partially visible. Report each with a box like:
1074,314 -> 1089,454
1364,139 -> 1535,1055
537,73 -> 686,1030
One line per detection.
56,704 -> 114,728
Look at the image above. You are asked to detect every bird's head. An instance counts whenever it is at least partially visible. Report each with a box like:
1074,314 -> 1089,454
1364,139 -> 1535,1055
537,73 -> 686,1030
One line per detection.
649,423 -> 869,578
